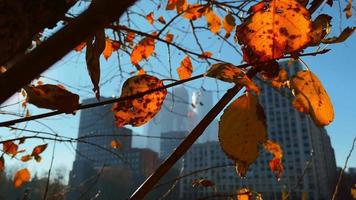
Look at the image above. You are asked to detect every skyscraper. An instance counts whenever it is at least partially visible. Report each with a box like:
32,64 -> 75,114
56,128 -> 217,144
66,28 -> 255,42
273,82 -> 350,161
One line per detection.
180,61 -> 337,200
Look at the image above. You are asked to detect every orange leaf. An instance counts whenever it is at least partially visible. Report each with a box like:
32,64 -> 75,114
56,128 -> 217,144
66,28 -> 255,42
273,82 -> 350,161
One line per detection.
125,31 -> 136,45
31,144 -> 48,156
0,156 -> 4,172
222,14 -> 235,38
74,42 -> 87,52
24,84 -> 79,113
264,140 -> 284,179
146,12 -> 154,25
157,16 -> 166,24
21,155 -> 32,162
176,0 -> 188,13
103,38 -> 120,60
130,35 -> 156,65
110,139 -> 121,149
183,4 -> 205,20
112,74 -> 167,127
177,56 -> 193,80
166,0 -> 177,10
13,168 -> 31,188
165,33 -> 174,42
205,9 -> 221,34
3,141 -> 18,156
237,188 -> 253,200
199,51 -> 212,59
236,0 -> 312,63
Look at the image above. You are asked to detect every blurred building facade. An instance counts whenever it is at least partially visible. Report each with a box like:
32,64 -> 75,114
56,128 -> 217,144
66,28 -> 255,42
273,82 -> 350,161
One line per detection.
179,61 -> 337,200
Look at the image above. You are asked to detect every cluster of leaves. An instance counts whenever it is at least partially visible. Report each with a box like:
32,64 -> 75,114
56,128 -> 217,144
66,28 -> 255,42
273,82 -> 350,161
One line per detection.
1,141 -> 48,188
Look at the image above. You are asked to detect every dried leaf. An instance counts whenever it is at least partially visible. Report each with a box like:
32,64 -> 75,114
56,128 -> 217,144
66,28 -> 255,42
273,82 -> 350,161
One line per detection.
165,33 -> 174,42
271,68 -> 289,89
125,31 -> 136,45
146,12 -> 154,25
24,84 -> 79,113
310,14 -> 332,46
103,38 -> 120,60
112,74 -> 167,127
199,51 -> 213,59
110,139 -> 121,149
219,93 -> 267,177
86,30 -> 105,100
290,70 -> 334,126
176,0 -> 188,13
74,42 -> 86,52
3,141 -> 18,156
264,140 -> 284,179
183,4 -> 205,20
20,155 -> 32,162
344,0 -> 353,18
205,9 -> 221,34
166,0 -> 177,10
192,178 -> 215,187
205,63 -> 260,94
222,14 -> 236,38
131,35 -> 156,65
158,16 -> 166,24
292,94 -> 310,113
31,144 -> 48,156
321,27 -> 355,44
177,56 -> 193,80
236,0 -> 312,63
14,168 -> 31,188
0,156 -> 4,172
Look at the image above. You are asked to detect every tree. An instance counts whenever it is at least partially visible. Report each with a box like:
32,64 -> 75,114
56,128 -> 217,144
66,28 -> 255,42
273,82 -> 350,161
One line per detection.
0,0 -> 355,199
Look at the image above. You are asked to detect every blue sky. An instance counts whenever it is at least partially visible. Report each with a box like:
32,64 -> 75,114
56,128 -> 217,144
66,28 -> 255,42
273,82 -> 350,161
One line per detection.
0,0 -> 355,182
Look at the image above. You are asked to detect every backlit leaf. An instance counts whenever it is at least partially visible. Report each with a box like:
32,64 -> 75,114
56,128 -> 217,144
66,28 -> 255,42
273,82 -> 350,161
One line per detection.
264,140 -> 284,179
290,70 -> 334,126
219,93 -> 267,177
3,141 -> 18,156
205,63 -> 260,94
205,9 -> 221,33
24,84 -> 79,113
237,188 -> 253,200
103,38 -> 120,60
321,27 -> 355,44
222,14 -> 236,38
13,168 -> 31,188
125,31 -> 136,45
271,68 -> 289,89
146,12 -> 154,25
236,0 -> 312,63
199,51 -> 213,59
192,178 -> 215,187
351,184 -> 356,199
21,155 -> 32,162
31,144 -> 48,156
0,156 -> 4,172
131,35 -> 156,65
165,0 -> 188,13
86,30 -> 105,100
177,56 -> 193,80
166,0 -> 177,10
112,74 -> 167,127
110,139 -> 121,149
183,4 -> 205,20
165,33 -> 174,42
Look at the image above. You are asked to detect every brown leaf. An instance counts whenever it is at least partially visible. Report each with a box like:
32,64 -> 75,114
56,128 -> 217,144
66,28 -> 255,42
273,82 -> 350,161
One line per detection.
351,184 -> 356,199
177,56 -> 193,80
321,27 -> 355,44
110,139 -> 121,149
344,0 -> 353,18
199,51 -> 213,59
192,178 -> 215,187
112,74 -> 167,127
157,16 -> 166,24
219,93 -> 267,177
86,30 -> 105,100
236,0 -> 312,63
131,35 -> 156,65
24,84 -> 79,113
165,33 -> 174,42
205,63 -> 260,94
20,155 -> 32,162
13,168 -> 31,188
205,9 -> 221,34
3,141 -> 18,156
125,31 -> 136,45
290,70 -> 334,126
310,14 -> 332,46
264,140 -> 284,179
31,144 -> 48,156
222,14 -> 236,38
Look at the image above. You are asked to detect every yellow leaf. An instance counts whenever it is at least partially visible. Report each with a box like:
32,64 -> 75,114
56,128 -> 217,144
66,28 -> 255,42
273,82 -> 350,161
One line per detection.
290,70 -> 334,126
263,140 -> 284,179
219,93 -> 267,177
112,74 -> 167,127
130,35 -> 156,65
205,63 -> 260,94
24,84 -> 79,114
110,139 -> 121,149
14,168 -> 31,188
205,9 -> 221,34
177,56 -> 193,80
236,0 -> 312,63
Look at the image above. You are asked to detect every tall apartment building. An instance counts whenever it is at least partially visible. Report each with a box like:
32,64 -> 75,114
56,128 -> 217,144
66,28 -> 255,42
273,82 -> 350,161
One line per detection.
180,61 -> 337,200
